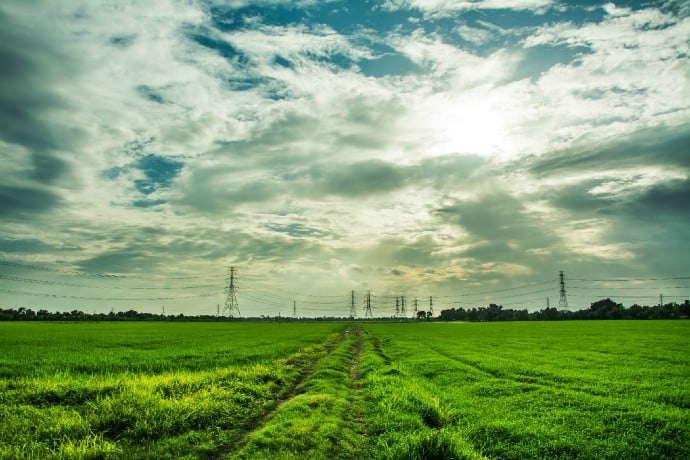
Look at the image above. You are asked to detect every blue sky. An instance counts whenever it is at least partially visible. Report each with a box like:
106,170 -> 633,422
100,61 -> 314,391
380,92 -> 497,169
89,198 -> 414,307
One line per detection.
1,0 -> 689,316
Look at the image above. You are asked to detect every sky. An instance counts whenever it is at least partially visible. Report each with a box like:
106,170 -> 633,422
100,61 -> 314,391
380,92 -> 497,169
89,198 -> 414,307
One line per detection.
1,0 -> 689,317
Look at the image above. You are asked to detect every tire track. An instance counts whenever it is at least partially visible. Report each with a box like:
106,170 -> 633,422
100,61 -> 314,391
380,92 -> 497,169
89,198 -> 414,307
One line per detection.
426,345 -> 616,400
340,326 -> 368,459
203,327 -> 351,460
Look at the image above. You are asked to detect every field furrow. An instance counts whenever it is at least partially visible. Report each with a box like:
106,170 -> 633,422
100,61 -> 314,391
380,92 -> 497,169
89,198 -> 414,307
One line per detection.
230,325 -> 369,459
0,322 -> 347,459
211,326 -> 354,458
1,321 -> 688,459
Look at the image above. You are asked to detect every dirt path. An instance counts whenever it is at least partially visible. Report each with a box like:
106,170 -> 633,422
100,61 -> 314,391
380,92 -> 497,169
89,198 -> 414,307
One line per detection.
204,327 -> 351,459
339,325 -> 368,459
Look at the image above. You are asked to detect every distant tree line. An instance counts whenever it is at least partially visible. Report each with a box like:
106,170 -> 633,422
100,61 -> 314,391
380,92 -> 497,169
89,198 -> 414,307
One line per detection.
438,298 -> 690,322
1,298 -> 688,322
0,308 -> 222,322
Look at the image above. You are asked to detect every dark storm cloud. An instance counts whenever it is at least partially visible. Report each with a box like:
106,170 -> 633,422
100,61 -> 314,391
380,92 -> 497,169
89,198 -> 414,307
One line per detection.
174,159 -> 405,216
0,15 -> 60,152
364,235 -> 444,268
309,160 -> 407,198
547,178 -> 617,214
545,175 -> 690,270
76,250 -> 162,275
172,167 -> 281,214
72,228 -> 225,274
0,186 -> 61,219
174,152 -> 487,216
295,155 -> 484,200
437,192 -> 558,263
233,231 -> 327,263
0,237 -> 79,254
208,96 -> 407,165
635,178 -> 690,219
414,154 -> 486,190
0,13 -> 74,161
72,218 -> 332,275
529,150 -> 690,276
542,173 -> 690,222
526,124 -> 690,177
440,193 -> 533,241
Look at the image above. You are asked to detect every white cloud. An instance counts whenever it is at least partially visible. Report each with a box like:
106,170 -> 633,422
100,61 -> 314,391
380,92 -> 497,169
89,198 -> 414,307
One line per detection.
2,1 -> 689,313
455,24 -> 494,46
382,0 -> 553,16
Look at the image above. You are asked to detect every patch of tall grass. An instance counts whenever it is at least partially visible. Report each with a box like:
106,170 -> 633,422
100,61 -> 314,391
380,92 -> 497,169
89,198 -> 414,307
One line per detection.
0,322 -> 346,458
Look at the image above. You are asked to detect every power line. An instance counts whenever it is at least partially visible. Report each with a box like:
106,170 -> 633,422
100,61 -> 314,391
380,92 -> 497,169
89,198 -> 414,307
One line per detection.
0,259 -> 223,280
241,279 -> 344,298
0,274 -> 223,290
240,286 -> 345,306
0,288 -> 217,301
570,276 -> 690,282
570,285 -> 690,290
433,279 -> 554,299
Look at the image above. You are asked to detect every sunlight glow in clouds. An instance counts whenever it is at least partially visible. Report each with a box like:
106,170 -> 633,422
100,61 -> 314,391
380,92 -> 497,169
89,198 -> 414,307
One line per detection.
1,0 -> 689,316
425,91 -> 515,158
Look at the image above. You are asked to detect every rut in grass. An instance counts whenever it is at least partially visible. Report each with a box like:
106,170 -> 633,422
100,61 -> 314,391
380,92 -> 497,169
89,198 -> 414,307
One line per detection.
426,344 -> 618,400
204,326 -> 353,459
338,325 -> 368,458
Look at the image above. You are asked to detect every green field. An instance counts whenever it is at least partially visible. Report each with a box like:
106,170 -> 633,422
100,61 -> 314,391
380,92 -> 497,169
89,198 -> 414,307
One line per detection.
0,321 -> 688,459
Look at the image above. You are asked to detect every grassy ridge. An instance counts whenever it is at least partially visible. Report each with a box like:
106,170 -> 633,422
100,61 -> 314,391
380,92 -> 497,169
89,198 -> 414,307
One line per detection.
1,321 -> 688,459
234,326 -> 366,459
0,322 -> 346,458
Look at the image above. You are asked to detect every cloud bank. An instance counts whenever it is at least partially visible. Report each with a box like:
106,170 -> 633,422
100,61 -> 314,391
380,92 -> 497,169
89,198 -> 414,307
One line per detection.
1,0 -> 688,315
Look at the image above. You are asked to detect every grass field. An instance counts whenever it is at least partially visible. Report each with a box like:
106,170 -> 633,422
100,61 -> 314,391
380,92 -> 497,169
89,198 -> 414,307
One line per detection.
0,321 -> 688,459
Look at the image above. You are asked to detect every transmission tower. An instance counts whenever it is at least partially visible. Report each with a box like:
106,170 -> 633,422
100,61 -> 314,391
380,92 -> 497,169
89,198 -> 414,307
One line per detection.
413,297 -> 418,317
429,296 -> 433,316
223,266 -> 241,318
400,295 -> 406,317
293,300 -> 297,319
558,271 -> 569,310
395,297 -> 400,317
350,290 -> 357,319
364,290 -> 373,318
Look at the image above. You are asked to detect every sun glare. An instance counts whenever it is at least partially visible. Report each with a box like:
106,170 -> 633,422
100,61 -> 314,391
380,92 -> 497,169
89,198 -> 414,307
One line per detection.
425,92 -> 518,159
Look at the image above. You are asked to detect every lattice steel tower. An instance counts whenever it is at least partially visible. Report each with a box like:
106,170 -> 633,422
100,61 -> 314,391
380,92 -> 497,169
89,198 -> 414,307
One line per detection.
223,266 -> 241,318
350,290 -> 357,319
364,290 -> 373,318
558,271 -> 569,310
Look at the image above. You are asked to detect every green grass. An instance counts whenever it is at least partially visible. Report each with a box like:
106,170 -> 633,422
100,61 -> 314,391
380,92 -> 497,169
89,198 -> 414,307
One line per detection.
0,321 -> 688,459
235,327 -> 365,459
0,322 -> 346,459
362,321 -> 690,459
